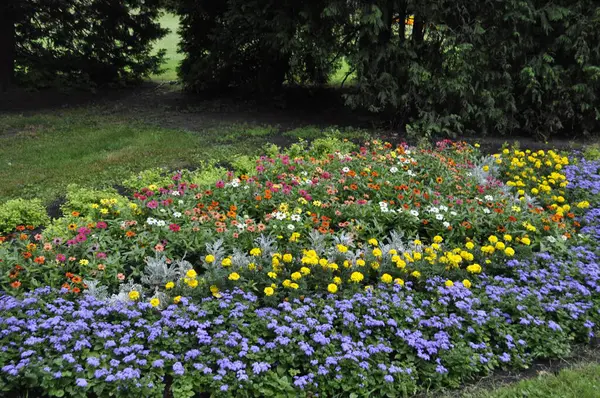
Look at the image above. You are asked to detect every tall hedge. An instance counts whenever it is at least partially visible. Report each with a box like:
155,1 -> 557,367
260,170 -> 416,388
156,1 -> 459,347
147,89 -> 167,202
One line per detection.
177,0 -> 600,138
1,0 -> 167,89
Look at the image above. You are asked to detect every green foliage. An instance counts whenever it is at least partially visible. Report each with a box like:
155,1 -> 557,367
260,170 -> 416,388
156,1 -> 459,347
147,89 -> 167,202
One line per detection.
0,199 -> 49,234
122,168 -> 174,192
14,0 -> 167,87
583,144 -> 600,161
176,0 -> 354,92
62,185 -> 129,217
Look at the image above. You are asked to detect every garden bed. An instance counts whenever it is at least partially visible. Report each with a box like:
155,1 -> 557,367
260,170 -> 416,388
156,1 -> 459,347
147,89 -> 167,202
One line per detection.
1,139 -> 599,397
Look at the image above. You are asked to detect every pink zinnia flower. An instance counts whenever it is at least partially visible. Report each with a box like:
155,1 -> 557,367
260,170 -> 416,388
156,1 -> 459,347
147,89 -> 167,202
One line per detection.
169,224 -> 181,232
34,234 -> 43,241
56,254 -> 66,262
96,252 -> 107,259
215,180 -> 225,188
155,243 -> 165,252
96,221 -> 108,229
146,200 -> 158,209
117,273 -> 125,281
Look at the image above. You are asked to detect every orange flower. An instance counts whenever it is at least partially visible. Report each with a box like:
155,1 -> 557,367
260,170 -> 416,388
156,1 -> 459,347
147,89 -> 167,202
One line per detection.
436,177 -> 443,184
16,225 -> 26,232
22,252 -> 32,259
19,234 -> 28,241
34,256 -> 45,264
72,287 -> 81,294
62,283 -> 71,291
72,276 -> 82,284
66,272 -> 74,278
71,211 -> 80,217
11,281 -> 21,289
125,231 -> 136,238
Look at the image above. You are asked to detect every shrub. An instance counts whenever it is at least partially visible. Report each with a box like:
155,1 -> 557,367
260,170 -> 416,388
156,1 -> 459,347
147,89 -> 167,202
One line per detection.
0,199 -> 49,234
10,0 -> 167,88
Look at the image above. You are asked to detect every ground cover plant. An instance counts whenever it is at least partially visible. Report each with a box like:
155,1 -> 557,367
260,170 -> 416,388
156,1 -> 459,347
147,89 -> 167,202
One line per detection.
0,139 -> 599,397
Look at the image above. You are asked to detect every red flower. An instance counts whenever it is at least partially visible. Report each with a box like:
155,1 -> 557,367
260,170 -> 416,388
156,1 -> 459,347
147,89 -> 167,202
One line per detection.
169,224 -> 181,232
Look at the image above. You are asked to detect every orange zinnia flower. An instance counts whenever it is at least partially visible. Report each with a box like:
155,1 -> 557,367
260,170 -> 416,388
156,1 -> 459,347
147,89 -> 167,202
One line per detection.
11,281 -> 21,289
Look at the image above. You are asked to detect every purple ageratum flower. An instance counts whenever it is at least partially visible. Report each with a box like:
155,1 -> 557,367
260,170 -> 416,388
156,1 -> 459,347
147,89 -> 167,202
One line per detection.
173,362 -> 185,375
384,375 -> 394,383
76,378 -> 88,387
252,362 -> 270,375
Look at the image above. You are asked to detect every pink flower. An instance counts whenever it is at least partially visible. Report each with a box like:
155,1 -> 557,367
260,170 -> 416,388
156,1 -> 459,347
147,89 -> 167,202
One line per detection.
56,254 -> 66,262
169,224 -> 181,232
117,273 -> 125,281
215,180 -> 225,188
96,252 -> 107,259
146,200 -> 158,209
34,234 -> 43,241
155,243 -> 165,252
96,221 -> 108,229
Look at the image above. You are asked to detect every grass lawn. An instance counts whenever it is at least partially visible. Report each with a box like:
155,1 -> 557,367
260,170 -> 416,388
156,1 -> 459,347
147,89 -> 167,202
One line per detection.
461,363 -> 600,398
152,13 -> 184,82
0,111 -> 281,204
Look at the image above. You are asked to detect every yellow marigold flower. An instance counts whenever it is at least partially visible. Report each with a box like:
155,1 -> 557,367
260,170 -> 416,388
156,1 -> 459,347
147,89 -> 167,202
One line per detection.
350,272 -> 364,283
433,235 -> 443,244
388,249 -> 398,255
381,274 -> 393,284
221,258 -> 232,267
228,272 -> 240,281
187,279 -> 199,288
186,269 -> 197,278
290,283 -> 299,289
268,272 -> 278,279
394,278 -> 405,286
372,248 -> 383,257
577,201 -> 590,209
343,260 -> 351,268
414,239 -> 422,246
445,280 -> 454,287
368,238 -> 378,246
319,258 -> 328,267
465,242 -> 475,250
248,262 -> 256,271
291,272 -> 302,281
336,244 -> 348,253
205,254 -> 215,263
91,203 -> 99,209
333,276 -> 342,285
327,283 -> 338,293
481,245 -> 495,254
504,234 -> 513,242
488,235 -> 499,244
173,296 -> 181,304
250,248 -> 262,256
150,298 -> 160,307
264,287 -> 274,296
413,252 -> 422,261
329,262 -> 339,271
356,259 -> 366,267
463,279 -> 472,289
411,271 -> 421,278
300,267 -> 310,275
396,259 -> 407,269
370,262 -> 380,270
128,291 -> 140,300
504,247 -> 515,257
282,279 -> 292,288
466,264 -> 482,274
520,237 -> 531,246
281,253 -> 292,263
165,281 -> 175,290
495,242 -> 506,250
531,188 -> 539,195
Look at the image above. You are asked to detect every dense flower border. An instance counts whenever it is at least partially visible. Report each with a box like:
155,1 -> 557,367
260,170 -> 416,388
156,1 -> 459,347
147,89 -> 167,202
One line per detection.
0,154 -> 599,397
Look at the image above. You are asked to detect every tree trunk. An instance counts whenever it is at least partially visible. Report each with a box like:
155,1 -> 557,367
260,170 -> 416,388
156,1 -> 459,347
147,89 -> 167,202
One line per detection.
0,0 -> 16,92
413,15 -> 425,43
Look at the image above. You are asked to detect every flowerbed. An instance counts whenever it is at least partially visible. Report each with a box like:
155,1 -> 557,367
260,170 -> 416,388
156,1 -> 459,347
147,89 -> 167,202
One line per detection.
0,139 -> 599,397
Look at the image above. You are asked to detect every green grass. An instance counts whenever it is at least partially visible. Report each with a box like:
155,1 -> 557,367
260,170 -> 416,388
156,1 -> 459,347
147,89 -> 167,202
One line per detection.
153,13 -> 183,82
456,363 -> 600,398
0,111 -> 274,203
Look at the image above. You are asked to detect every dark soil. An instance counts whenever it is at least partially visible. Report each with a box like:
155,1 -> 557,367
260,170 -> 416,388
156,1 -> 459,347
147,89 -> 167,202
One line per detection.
2,82 -> 595,152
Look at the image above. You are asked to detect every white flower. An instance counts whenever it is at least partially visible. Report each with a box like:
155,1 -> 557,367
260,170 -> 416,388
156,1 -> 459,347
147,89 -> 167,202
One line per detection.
171,191 -> 180,196
291,214 -> 301,222
146,217 -> 157,225
156,220 -> 166,227
173,212 -> 182,218
439,205 -> 448,212
342,167 -> 350,173
407,170 -> 416,177
379,201 -> 388,208
178,200 -> 184,205
435,214 -> 444,220
380,207 -> 389,213
390,166 -> 399,174
275,212 -> 286,220
287,224 -> 295,231
410,210 -> 419,217
405,150 -> 412,155
560,235 -> 568,241
243,186 -> 250,190
546,236 -> 557,243
236,224 -> 246,230
160,209 -> 166,213
443,221 -> 450,228
230,179 -> 240,187
301,171 -> 308,176
428,207 -> 439,214
483,208 -> 491,214
484,195 -> 494,201
450,211 -> 458,216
